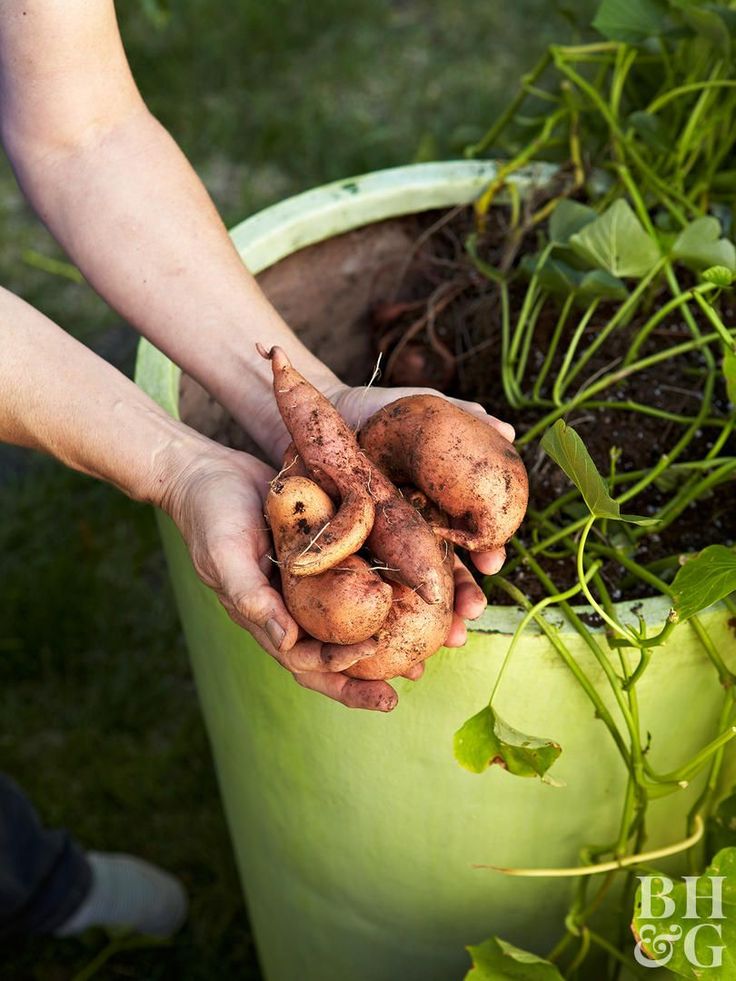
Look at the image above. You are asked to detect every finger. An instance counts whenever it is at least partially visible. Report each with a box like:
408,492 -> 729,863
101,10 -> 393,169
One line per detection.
471,547 -> 507,576
219,579 -> 301,653
444,613 -> 468,648
487,417 -> 515,442
292,671 -> 398,712
453,554 -> 486,620
222,602 -> 380,675
278,638 -> 378,674
447,397 -> 515,443
401,662 -> 425,681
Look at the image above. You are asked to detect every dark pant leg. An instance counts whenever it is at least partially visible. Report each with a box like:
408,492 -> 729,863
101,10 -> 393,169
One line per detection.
0,774 -> 91,936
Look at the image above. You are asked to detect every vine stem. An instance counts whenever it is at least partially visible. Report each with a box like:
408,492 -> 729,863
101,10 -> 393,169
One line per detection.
464,49 -> 553,157
494,563 -> 631,768
576,516 -> 637,642
646,78 -> 736,113
472,816 -> 703,877
518,329 -> 730,446
488,563 -> 602,704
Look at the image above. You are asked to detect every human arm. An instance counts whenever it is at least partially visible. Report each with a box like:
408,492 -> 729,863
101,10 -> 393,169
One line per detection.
0,0 -> 511,581
0,286 -> 404,709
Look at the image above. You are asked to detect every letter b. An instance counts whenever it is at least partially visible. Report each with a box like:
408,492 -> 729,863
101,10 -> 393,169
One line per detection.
638,876 -> 676,919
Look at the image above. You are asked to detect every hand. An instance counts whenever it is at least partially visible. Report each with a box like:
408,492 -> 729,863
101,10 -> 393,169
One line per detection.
159,441 -> 402,712
330,381 -> 515,577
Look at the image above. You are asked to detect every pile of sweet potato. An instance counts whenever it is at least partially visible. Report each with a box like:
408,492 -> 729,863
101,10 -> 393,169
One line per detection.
260,346 -> 529,680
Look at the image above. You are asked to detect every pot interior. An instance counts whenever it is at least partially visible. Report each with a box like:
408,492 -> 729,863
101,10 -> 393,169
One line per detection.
179,214 -> 425,456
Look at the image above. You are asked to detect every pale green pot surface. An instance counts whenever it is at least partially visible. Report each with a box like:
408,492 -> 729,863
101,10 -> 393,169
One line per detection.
135,162 -> 736,981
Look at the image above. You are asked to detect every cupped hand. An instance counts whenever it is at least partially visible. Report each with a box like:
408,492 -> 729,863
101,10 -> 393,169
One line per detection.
159,443 -> 401,712
330,381 -> 515,578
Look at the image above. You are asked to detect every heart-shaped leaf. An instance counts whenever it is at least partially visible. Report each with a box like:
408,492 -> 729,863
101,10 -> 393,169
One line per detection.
540,420 -> 655,524
549,200 -> 598,245
454,705 -> 561,778
673,217 -> 736,273
632,848 -> 736,977
670,544 -> 736,623
570,200 -> 661,278
521,254 -> 628,300
520,254 -> 580,294
592,0 -> 670,41
465,937 -> 565,980
578,269 -> 629,301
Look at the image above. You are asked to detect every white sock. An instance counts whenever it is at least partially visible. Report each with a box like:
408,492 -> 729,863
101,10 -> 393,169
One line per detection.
54,852 -> 188,938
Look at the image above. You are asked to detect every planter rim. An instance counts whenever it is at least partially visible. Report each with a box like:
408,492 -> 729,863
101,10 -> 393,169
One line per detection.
135,158 -> 701,636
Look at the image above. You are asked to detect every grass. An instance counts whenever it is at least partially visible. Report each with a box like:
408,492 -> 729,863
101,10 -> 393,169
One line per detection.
0,1 -> 594,977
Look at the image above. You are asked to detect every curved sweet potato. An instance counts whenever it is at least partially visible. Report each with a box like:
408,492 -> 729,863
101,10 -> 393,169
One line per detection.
281,442 -> 448,607
359,395 -> 528,551
346,518 -> 454,680
262,347 -> 447,604
259,345 -> 375,576
266,476 -> 392,645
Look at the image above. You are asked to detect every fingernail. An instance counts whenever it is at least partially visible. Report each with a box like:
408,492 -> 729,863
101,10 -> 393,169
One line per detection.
265,617 -> 286,650
488,549 -> 506,575
322,639 -> 376,669
379,692 -> 398,712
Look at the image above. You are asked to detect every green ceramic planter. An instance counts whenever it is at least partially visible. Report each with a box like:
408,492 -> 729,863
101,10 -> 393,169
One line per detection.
135,161 -> 736,981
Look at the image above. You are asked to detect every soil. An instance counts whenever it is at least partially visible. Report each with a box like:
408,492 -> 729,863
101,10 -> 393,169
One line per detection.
180,205 -> 736,605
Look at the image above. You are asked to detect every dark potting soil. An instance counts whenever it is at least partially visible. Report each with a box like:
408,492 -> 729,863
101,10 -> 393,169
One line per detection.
372,207 -> 736,602
368,204 -> 736,604
182,203 -> 735,606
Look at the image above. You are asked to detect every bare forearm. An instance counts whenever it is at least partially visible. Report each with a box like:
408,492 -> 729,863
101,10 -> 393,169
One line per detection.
0,287 -> 212,503
6,109 -> 339,458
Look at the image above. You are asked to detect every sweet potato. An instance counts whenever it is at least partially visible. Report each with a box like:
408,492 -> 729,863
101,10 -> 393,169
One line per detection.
346,490 -> 454,680
262,346 -> 447,605
281,440 -> 449,608
258,345 -> 375,576
266,475 -> 392,645
359,395 -> 528,551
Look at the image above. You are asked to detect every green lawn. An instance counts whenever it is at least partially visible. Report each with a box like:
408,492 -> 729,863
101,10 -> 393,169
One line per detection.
0,2 -> 593,977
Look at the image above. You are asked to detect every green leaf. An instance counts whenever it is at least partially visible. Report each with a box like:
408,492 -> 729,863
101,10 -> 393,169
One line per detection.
723,347 -> 736,405
592,0 -> 670,42
549,200 -> 597,245
454,706 -> 561,778
540,421 -> 655,524
578,269 -> 629,301
627,110 -> 671,153
672,217 -> 736,273
521,254 -> 579,294
708,792 -> 736,857
569,200 -> 661,278
632,847 -> 736,977
670,544 -> 736,623
521,254 -> 628,300
465,937 -> 565,980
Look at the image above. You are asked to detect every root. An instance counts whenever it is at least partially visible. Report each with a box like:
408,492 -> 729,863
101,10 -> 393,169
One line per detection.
295,520 -> 331,559
352,353 -> 383,433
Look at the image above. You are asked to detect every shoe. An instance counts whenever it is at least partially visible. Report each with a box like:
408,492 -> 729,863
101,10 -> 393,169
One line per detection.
55,851 -> 188,938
